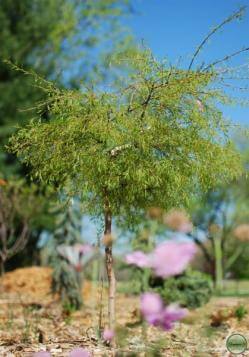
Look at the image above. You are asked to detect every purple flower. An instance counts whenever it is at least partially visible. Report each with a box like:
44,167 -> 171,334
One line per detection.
125,251 -> 151,268
69,348 -> 91,357
102,328 -> 115,341
140,292 -> 187,331
151,241 -> 197,278
161,304 -> 187,330
33,353 -> 51,357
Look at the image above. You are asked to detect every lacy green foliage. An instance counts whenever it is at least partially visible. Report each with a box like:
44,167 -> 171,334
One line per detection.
9,52 -> 242,222
50,202 -> 83,310
0,0 -> 134,175
152,270 -> 213,309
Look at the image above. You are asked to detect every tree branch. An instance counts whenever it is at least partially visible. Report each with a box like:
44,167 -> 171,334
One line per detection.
203,47 -> 249,72
188,7 -> 246,70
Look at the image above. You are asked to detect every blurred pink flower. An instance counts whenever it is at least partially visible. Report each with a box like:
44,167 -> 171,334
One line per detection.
102,328 -> 115,341
69,348 -> 91,357
125,251 -> 151,268
125,242 -> 196,278
151,241 -> 197,278
161,304 -> 187,330
140,292 -> 187,331
140,292 -> 163,323
33,352 -> 51,357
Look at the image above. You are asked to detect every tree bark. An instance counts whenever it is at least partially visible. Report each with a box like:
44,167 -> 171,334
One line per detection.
104,207 -> 116,334
0,257 -> 5,277
214,235 -> 223,293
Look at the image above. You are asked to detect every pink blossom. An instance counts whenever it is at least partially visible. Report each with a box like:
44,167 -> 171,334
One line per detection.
140,292 -> 163,324
161,304 -> 187,330
125,242 -> 196,278
33,353 -> 51,357
102,328 -> 115,341
125,251 -> 151,268
140,292 -> 187,331
69,348 -> 91,357
151,241 -> 196,278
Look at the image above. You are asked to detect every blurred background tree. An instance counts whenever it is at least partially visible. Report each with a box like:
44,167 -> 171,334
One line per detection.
50,201 -> 83,310
0,176 -> 54,274
190,133 -> 249,290
0,0 -> 134,176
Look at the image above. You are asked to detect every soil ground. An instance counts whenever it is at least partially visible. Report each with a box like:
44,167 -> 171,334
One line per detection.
0,267 -> 249,356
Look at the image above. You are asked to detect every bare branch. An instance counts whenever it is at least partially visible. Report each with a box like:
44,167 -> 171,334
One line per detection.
188,6 -> 246,70
203,46 -> 249,72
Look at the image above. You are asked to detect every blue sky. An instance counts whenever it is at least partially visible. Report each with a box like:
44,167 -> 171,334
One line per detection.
126,0 -> 249,126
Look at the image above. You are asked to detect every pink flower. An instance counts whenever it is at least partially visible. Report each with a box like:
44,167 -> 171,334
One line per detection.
33,353 -> 51,357
125,242 -> 196,278
161,304 -> 187,330
140,292 -> 187,331
102,328 -> 115,341
151,241 -> 196,278
125,251 -> 151,268
69,348 -> 91,357
140,292 -> 163,324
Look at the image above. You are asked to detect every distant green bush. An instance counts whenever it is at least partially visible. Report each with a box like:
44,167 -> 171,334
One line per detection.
118,267 -> 213,309
151,269 -> 213,308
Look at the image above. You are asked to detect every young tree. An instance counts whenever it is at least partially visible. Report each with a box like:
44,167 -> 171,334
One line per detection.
9,49 -> 243,329
9,6 -> 249,332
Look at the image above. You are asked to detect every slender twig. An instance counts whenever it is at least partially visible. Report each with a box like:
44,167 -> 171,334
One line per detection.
203,47 -> 249,72
188,7 -> 246,70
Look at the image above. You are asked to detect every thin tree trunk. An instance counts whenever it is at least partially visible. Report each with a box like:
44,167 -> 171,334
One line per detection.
0,258 -> 4,277
104,208 -> 116,334
214,235 -> 223,293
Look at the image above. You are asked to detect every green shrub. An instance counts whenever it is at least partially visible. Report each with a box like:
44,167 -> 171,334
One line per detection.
234,304 -> 248,321
151,269 -> 213,308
